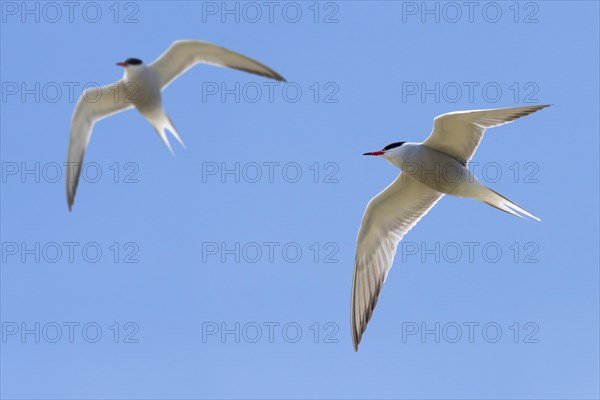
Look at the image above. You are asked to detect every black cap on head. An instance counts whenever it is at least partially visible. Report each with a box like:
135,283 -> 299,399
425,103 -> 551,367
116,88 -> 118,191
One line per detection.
382,142 -> 405,151
125,58 -> 143,65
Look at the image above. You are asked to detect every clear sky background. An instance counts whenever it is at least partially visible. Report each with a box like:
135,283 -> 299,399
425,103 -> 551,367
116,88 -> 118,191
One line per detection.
1,1 -> 599,399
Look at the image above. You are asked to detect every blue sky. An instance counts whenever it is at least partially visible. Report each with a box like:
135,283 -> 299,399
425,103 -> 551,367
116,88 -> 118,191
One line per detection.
1,1 -> 599,399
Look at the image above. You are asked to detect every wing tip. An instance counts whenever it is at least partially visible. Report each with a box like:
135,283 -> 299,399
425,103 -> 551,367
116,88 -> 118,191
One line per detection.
351,325 -> 361,352
529,103 -> 552,112
236,67 -> 286,83
523,212 -> 541,222
350,295 -> 362,352
262,70 -> 286,82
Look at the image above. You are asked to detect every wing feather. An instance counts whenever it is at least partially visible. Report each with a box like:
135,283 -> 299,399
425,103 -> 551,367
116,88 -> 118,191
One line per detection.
66,82 -> 133,210
351,174 -> 443,350
149,40 -> 286,89
423,105 -> 551,164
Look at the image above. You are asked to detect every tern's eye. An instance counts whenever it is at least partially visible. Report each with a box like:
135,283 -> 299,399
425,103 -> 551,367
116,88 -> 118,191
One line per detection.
125,58 -> 143,65
382,142 -> 405,151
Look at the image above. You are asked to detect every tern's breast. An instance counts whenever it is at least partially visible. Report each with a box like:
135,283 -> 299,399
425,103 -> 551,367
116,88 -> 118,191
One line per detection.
124,67 -> 162,113
400,145 -> 478,195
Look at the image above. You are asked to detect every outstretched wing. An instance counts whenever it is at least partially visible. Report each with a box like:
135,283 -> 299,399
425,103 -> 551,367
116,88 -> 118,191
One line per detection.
351,174 -> 443,350
424,105 -> 551,165
66,82 -> 133,210
149,40 -> 286,89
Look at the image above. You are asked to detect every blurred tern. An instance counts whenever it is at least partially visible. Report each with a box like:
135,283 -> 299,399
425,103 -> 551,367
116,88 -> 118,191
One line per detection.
66,40 -> 286,210
351,104 -> 550,351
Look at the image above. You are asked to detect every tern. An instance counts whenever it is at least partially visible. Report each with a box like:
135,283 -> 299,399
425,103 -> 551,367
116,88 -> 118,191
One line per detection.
66,40 -> 286,210
351,104 -> 550,351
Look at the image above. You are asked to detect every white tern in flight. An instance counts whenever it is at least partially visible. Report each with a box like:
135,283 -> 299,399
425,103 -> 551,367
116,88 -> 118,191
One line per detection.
351,104 -> 550,351
66,40 -> 286,210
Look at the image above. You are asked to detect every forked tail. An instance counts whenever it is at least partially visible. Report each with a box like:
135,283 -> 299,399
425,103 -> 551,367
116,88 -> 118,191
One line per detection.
482,187 -> 540,221
150,113 -> 186,155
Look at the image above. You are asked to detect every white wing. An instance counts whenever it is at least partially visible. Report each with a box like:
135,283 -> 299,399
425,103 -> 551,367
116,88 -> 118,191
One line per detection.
149,40 -> 286,89
423,105 -> 551,165
351,174 -> 443,350
66,82 -> 133,210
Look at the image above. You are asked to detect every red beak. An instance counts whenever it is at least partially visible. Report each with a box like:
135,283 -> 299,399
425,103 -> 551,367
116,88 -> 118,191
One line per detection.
363,151 -> 385,156
116,62 -> 127,67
